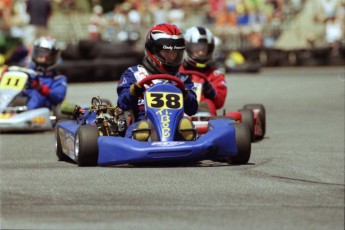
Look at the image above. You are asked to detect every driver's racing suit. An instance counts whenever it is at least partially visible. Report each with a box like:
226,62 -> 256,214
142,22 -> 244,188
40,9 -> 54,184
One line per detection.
179,64 -> 227,116
24,66 -> 67,110
117,65 -> 198,138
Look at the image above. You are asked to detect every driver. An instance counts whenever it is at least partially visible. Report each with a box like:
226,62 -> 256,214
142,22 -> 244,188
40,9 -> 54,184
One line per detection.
2,36 -> 67,110
180,26 -> 227,116
116,23 -> 198,141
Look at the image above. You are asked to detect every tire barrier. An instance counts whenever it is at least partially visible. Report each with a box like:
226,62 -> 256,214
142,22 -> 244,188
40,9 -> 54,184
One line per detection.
57,40 -> 143,82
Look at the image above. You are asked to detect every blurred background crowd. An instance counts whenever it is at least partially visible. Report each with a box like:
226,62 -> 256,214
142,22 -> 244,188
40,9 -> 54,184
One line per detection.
0,0 -> 344,76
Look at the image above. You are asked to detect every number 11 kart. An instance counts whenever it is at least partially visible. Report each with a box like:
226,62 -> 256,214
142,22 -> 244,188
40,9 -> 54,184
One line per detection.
55,74 -> 252,166
0,67 -> 63,132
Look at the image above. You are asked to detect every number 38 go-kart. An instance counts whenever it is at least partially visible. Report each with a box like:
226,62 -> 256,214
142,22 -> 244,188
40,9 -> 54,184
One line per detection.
0,66 -> 63,132
55,74 -> 252,166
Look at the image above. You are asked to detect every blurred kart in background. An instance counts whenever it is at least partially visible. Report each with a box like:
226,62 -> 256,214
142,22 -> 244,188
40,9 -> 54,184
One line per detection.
55,74 -> 252,166
216,44 -> 345,69
181,70 -> 266,142
214,49 -> 261,74
0,66 -> 66,132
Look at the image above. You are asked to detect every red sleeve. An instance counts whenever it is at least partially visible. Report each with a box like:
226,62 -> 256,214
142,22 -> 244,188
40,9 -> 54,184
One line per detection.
179,66 -> 228,110
39,84 -> 51,96
207,69 -> 227,109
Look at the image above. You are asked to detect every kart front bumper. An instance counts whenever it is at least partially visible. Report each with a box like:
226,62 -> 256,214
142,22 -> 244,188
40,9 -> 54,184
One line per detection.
0,108 -> 53,131
97,120 -> 238,166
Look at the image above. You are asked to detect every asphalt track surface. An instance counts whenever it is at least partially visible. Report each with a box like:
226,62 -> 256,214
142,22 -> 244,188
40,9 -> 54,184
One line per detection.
1,66 -> 344,230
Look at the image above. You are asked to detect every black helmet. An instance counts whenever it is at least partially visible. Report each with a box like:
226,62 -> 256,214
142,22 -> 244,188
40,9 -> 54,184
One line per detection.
184,26 -> 215,69
143,23 -> 185,75
32,36 -> 60,68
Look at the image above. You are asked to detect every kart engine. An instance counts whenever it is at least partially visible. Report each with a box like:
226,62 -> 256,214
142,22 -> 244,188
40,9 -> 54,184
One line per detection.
91,97 -> 127,136
61,97 -> 128,137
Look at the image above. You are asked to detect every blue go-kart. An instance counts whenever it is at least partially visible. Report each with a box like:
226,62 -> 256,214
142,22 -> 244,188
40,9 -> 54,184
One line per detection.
55,74 -> 251,166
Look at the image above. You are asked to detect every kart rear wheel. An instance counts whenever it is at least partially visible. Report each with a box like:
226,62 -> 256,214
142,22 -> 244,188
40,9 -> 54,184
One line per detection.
55,120 -> 70,162
75,125 -> 99,166
238,108 -> 255,142
243,104 -> 266,139
228,123 -> 251,164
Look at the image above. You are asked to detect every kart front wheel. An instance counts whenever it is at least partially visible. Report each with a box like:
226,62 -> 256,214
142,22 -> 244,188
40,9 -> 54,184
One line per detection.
55,121 -> 70,162
228,123 -> 251,165
75,125 -> 99,166
238,108 -> 254,142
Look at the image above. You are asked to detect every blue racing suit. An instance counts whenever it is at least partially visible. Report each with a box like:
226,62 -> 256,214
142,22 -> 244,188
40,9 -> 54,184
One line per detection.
117,65 -> 198,138
24,65 -> 67,110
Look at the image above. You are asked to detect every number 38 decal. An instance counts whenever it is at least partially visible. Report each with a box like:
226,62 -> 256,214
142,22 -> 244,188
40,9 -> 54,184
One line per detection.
146,92 -> 183,109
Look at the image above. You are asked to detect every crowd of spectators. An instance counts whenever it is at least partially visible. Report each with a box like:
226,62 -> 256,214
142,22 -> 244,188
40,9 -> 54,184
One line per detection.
1,0 -> 344,53
312,0 -> 345,55
1,0 -> 53,49
86,0 -> 311,50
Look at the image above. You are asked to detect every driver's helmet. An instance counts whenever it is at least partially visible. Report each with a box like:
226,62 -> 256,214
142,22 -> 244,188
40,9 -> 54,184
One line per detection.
143,23 -> 185,75
31,36 -> 60,69
184,26 -> 215,69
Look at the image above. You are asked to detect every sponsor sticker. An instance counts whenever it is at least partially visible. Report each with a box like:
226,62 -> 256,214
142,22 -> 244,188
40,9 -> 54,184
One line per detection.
151,141 -> 185,147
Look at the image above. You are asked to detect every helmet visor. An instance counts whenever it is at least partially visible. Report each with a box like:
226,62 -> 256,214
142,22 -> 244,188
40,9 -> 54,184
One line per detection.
156,49 -> 184,66
32,47 -> 58,66
187,43 -> 212,63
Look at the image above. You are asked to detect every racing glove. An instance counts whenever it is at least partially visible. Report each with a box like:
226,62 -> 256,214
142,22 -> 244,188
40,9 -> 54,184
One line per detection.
181,88 -> 190,101
30,78 -> 51,96
129,83 -> 144,97
203,81 -> 216,99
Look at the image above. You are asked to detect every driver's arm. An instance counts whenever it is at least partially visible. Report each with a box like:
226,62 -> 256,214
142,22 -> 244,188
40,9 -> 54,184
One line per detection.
117,69 -> 141,111
180,74 -> 198,116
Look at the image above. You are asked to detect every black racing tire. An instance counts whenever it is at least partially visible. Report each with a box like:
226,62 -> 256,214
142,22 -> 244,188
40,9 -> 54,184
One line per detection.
228,123 -> 251,164
55,120 -> 70,162
238,108 -> 255,142
61,43 -> 81,60
75,125 -> 99,166
243,104 -> 266,139
56,60 -> 96,82
96,42 -> 140,59
78,39 -> 99,59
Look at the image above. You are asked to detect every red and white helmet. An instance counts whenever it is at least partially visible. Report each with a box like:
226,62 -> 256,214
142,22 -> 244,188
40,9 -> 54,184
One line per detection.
144,23 -> 185,75
184,26 -> 215,69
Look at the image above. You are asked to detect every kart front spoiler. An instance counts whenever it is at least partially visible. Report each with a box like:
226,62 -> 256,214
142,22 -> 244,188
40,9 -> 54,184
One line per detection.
0,108 -> 53,131
98,120 -> 238,166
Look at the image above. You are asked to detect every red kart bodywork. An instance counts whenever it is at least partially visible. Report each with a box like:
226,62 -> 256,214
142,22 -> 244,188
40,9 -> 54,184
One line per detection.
225,108 -> 265,141
182,70 -> 266,142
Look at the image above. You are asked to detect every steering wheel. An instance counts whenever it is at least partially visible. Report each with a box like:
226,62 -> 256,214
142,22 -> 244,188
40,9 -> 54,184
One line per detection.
180,70 -> 209,84
137,74 -> 185,91
91,97 -> 102,107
